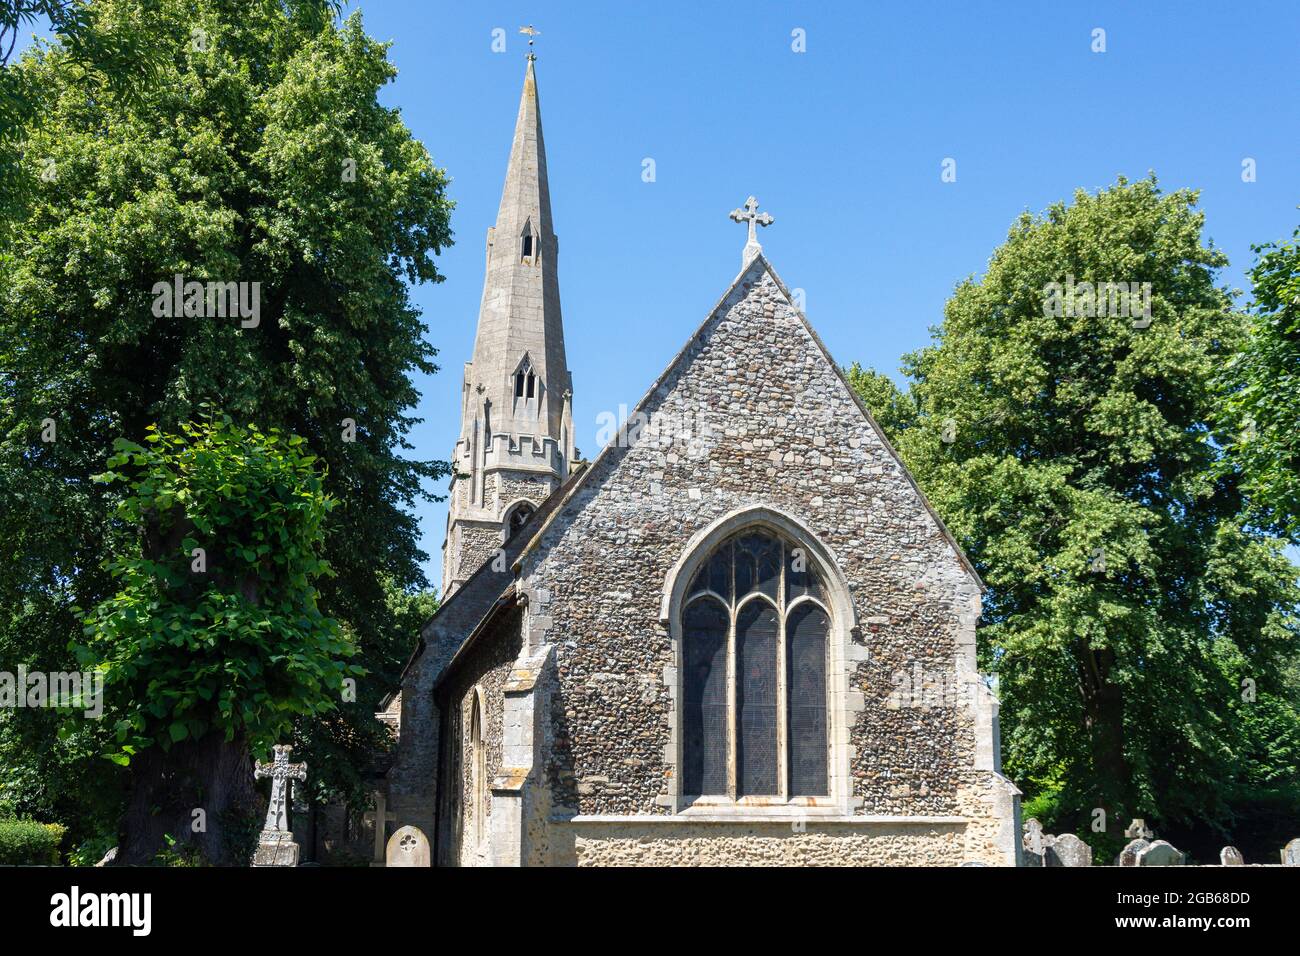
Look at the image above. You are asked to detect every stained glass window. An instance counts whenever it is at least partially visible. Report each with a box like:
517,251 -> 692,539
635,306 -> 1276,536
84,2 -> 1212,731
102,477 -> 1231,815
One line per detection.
707,542 -> 732,601
682,597 -> 729,796
678,528 -> 832,800
787,602 -> 829,796
736,600 -> 779,796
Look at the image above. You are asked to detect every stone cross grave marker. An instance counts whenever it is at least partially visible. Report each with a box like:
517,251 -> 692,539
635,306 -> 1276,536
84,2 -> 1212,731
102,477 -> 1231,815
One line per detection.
385,825 -> 430,867
1124,818 -> 1154,841
1022,818 -> 1046,867
252,744 -> 306,867
364,791 -> 394,866
255,744 -> 307,833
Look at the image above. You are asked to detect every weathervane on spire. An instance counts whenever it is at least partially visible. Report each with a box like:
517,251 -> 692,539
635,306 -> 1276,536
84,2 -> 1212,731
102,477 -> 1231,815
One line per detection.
520,25 -> 540,60
730,196 -> 774,267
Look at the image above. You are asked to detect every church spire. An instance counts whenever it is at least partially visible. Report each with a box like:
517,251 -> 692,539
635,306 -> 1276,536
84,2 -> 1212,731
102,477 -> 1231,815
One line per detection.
443,53 -> 575,598
467,53 -> 571,441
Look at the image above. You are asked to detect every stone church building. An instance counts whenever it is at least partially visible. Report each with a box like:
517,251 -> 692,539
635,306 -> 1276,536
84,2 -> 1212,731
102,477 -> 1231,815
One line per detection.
380,56 -> 1020,866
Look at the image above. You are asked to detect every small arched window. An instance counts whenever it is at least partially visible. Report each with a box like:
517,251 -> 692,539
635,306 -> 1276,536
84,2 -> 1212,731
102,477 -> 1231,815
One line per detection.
680,529 -> 829,799
513,362 -> 539,403
469,692 -> 487,845
520,220 -> 534,261
505,502 -> 535,541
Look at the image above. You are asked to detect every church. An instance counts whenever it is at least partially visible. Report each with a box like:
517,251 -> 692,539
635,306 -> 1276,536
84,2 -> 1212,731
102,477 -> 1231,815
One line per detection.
380,54 -> 1021,866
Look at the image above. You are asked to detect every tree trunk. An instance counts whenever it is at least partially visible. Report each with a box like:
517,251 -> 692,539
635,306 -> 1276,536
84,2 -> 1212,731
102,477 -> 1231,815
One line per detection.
114,732 -> 261,866
1077,641 -> 1131,816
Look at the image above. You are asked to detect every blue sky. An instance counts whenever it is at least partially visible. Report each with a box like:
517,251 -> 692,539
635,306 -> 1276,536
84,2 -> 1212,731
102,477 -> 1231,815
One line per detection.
365,0 -> 1299,587
17,1 -> 1300,587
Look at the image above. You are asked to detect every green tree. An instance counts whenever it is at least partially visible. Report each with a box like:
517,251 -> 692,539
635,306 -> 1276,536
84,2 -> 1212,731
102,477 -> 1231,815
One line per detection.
0,0 -> 452,849
852,177 -> 1300,846
844,363 -> 918,438
1,0 -> 173,219
297,573 -> 437,817
76,417 -> 356,864
1223,225 -> 1300,541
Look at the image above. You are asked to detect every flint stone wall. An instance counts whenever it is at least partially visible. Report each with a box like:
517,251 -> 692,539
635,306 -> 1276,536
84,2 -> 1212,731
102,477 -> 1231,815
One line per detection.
437,605 -> 522,866
514,262 -> 1012,864
551,819 -> 966,866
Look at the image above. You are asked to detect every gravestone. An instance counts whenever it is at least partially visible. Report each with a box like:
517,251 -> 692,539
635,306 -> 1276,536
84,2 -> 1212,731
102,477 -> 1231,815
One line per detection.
1116,838 -> 1149,867
1282,838 -> 1300,866
252,744 -> 307,867
1124,818 -> 1154,841
1137,840 -> 1184,866
364,791 -> 395,867
1046,832 -> 1092,867
1022,818 -> 1046,867
385,825 -> 430,867
1219,846 -> 1244,866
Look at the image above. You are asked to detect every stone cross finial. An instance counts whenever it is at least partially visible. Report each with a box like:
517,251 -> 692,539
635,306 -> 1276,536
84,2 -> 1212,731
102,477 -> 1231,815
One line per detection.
254,744 -> 307,834
730,196 -> 774,267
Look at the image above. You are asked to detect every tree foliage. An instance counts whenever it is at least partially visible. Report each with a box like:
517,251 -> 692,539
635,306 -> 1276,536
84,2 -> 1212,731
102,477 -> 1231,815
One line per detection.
1223,225 -> 1300,541
851,177 -> 1300,850
1,0 -> 170,218
0,0 -> 452,844
75,417 -> 358,761
844,363 -> 918,438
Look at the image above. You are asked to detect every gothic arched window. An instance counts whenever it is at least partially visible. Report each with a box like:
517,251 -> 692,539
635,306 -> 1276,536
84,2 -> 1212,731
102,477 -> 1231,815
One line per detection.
680,529 -> 829,799
513,361 -> 539,403
505,502 -> 535,542
520,220 -> 534,261
469,692 -> 487,846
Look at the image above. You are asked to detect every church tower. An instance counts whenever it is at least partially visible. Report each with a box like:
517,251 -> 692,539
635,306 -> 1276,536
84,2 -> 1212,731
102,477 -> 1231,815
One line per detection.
442,54 -> 575,598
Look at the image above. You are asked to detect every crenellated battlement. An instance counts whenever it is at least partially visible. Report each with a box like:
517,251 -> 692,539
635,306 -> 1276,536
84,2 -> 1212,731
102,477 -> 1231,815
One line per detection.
451,431 -> 566,475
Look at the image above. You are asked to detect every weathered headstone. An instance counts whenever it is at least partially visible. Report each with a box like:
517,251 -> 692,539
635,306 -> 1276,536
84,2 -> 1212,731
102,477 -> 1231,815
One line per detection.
252,744 -> 307,867
385,825 -> 430,867
1281,838 -> 1300,866
1124,818 -> 1154,841
1116,838 -> 1149,867
1219,846 -> 1244,866
1046,832 -> 1092,867
1137,840 -> 1184,866
1022,818 -> 1046,867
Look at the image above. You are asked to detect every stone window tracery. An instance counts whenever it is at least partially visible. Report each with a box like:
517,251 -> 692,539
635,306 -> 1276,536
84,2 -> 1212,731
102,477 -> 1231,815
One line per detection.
680,529 -> 830,799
